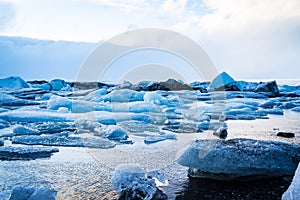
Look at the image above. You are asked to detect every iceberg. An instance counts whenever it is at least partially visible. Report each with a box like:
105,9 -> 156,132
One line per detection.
177,138 -> 300,180
0,93 -> 39,106
118,121 -> 159,133
100,125 -> 129,141
208,72 -> 242,92
0,119 -> 10,129
12,134 -> 116,148
102,89 -> 144,102
282,163 -> 300,200
13,125 -> 39,136
84,88 -> 108,101
144,132 -> 177,144
111,164 -> 157,200
0,146 -> 59,160
0,110 -> 72,123
0,76 -> 29,88
144,91 -> 168,105
49,79 -> 68,91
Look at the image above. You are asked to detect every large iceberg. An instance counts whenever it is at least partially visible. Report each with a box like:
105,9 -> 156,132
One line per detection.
177,138 -> 300,180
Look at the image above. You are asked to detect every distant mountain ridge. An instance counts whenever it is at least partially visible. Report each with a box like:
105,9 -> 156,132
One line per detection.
0,35 -> 96,81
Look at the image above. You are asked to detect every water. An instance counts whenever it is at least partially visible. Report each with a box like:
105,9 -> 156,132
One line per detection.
1,79 -> 300,199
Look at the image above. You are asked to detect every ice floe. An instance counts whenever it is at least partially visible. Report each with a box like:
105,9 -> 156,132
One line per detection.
0,146 -> 59,160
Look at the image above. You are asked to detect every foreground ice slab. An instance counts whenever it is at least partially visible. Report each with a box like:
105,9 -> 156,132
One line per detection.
9,186 -> 57,200
111,164 -> 157,200
0,146 -> 59,160
12,134 -> 116,149
177,138 -> 300,180
282,163 -> 300,200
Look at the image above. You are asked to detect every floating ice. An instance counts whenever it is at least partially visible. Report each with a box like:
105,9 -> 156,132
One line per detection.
0,138 -> 3,146
13,125 -> 39,136
291,107 -> 300,112
111,164 -> 157,200
257,107 -> 284,115
208,72 -> 242,91
144,132 -> 177,144
100,125 -> 128,141
259,100 -> 276,108
0,146 -> 59,160
84,88 -> 108,101
102,89 -> 144,102
0,93 -> 39,106
144,92 -> 168,105
282,163 -> 300,200
9,186 -> 57,200
0,119 -> 9,129
49,79 -> 68,91
118,121 -> 159,133
0,76 -> 29,88
12,134 -> 116,148
198,122 -> 227,130
0,110 -> 72,123
177,138 -> 300,180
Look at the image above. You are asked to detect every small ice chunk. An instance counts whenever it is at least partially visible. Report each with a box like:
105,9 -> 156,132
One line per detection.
102,89 -> 144,102
85,88 -> 108,101
257,107 -> 284,115
291,107 -> 300,112
47,95 -> 71,110
49,79 -> 68,91
0,139 -> 3,146
13,125 -> 39,136
0,119 -> 10,129
9,186 -> 57,200
147,171 -> 169,187
111,164 -> 157,200
101,125 -> 128,141
198,122 -> 227,130
144,132 -> 177,144
144,92 -> 168,105
259,100 -> 276,108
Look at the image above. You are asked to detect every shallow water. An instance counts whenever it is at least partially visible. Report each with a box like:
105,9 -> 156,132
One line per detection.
1,111 -> 299,199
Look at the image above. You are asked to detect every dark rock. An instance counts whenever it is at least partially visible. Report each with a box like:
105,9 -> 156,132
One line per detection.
213,127 -> 228,139
254,81 -> 280,96
277,132 -> 295,138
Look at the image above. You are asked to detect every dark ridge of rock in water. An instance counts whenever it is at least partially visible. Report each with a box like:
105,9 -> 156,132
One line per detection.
176,176 -> 293,200
70,82 -> 116,90
177,138 -> 300,180
0,146 -> 59,160
137,79 -> 193,91
277,132 -> 295,138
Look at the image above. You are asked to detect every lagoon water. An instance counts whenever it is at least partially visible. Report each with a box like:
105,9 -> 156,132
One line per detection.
0,78 -> 300,199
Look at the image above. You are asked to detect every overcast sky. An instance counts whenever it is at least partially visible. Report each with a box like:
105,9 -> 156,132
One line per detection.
0,0 -> 299,81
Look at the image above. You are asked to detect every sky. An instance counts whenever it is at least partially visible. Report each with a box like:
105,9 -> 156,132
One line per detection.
0,0 -> 299,82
